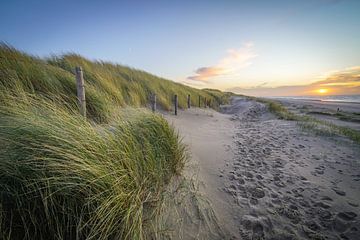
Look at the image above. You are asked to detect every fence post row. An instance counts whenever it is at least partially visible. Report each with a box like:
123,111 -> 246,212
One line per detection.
174,94 -> 178,115
74,69 -> 207,117
151,94 -> 157,112
75,66 -> 86,118
187,94 -> 191,109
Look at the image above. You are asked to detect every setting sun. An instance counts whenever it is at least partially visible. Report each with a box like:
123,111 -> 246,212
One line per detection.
317,88 -> 328,94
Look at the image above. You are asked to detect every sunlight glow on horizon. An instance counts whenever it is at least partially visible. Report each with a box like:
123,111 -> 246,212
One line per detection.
317,88 -> 329,94
1,0 -> 360,96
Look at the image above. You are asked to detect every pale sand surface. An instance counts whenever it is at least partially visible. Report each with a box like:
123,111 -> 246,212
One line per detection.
275,98 -> 360,114
165,107 -> 240,239
276,98 -> 360,131
163,97 -> 360,240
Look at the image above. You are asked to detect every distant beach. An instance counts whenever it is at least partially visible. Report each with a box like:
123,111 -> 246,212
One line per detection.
273,95 -> 360,104
272,96 -> 360,131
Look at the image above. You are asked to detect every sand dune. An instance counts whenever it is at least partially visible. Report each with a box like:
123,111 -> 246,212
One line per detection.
165,97 -> 360,240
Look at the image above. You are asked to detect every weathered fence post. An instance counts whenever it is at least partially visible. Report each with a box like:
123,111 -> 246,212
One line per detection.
75,66 -> 86,118
198,96 -> 201,108
174,94 -> 178,115
187,94 -> 191,109
204,97 -> 207,108
151,94 -> 157,112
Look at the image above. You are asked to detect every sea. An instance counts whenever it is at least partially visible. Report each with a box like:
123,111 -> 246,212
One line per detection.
273,95 -> 360,104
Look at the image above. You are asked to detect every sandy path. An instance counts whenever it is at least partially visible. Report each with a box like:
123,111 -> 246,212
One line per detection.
165,108 -> 240,239
165,97 -> 360,240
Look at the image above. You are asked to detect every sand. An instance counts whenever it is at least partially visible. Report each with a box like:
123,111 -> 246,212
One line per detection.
163,97 -> 360,240
275,98 -> 360,114
164,107 -> 239,239
276,98 -> 360,131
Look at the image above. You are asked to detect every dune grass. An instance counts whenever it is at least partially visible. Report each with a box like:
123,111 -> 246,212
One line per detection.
0,94 -> 186,239
298,118 -> 360,144
254,97 -> 360,144
253,98 -> 298,120
0,44 -> 232,239
0,44 -> 230,123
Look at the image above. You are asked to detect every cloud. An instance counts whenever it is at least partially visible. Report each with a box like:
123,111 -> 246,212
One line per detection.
227,66 -> 360,97
188,67 -> 227,81
181,78 -> 208,87
313,66 -> 360,87
187,42 -> 257,82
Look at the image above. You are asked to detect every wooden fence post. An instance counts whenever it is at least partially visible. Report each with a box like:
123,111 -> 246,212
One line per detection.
204,97 -> 207,108
187,94 -> 191,109
75,66 -> 86,118
174,94 -> 178,115
198,96 -> 201,108
151,94 -> 157,112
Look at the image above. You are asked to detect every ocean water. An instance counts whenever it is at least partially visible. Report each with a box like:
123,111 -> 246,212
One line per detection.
275,95 -> 360,103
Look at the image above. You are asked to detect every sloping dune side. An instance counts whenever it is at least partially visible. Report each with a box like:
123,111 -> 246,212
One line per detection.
0,45 -> 232,239
0,44 -> 231,123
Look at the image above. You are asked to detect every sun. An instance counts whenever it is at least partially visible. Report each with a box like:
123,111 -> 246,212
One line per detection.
317,88 -> 328,94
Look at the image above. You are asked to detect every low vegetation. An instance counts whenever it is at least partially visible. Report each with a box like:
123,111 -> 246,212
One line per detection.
256,98 -> 360,144
0,44 -> 231,239
307,111 -> 360,123
298,118 -> 360,144
253,98 -> 298,120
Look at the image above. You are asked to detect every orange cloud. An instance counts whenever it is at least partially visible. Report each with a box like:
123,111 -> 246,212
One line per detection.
314,66 -> 360,87
188,66 -> 228,81
187,42 -> 257,82
228,66 -> 360,96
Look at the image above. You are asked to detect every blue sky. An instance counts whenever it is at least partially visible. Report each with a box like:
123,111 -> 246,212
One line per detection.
1,0 -> 360,95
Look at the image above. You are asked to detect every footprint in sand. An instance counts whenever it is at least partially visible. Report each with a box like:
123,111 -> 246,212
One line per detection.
333,216 -> 350,232
314,201 -> 331,209
348,201 -> 359,208
240,215 -> 267,240
317,208 -> 333,221
237,178 -> 245,185
332,187 -> 346,196
249,187 -> 265,199
304,219 -> 321,231
337,211 -> 357,221
320,196 -> 333,201
277,205 -> 301,224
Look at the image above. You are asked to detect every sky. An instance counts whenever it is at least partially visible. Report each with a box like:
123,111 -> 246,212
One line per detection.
1,0 -> 360,96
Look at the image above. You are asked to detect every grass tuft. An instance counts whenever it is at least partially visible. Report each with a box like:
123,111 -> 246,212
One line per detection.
253,98 -> 298,120
0,94 -> 186,239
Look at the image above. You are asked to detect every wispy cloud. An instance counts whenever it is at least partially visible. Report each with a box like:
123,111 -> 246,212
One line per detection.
314,66 -> 360,87
227,66 -> 360,96
187,42 -> 257,82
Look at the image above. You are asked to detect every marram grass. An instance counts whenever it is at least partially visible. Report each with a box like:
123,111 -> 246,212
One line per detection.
0,44 -> 231,239
0,95 -> 186,239
0,43 -> 231,123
